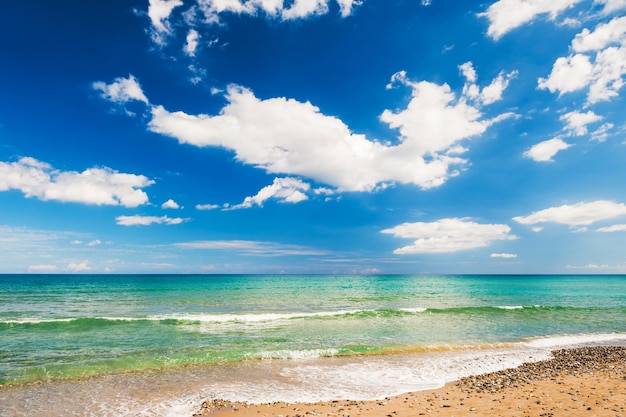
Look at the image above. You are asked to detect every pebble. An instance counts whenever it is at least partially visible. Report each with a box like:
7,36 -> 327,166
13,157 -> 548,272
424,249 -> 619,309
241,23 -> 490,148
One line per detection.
457,346 -> 626,394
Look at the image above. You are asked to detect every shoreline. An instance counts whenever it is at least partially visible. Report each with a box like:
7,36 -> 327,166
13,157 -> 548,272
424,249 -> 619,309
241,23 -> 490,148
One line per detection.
194,346 -> 626,417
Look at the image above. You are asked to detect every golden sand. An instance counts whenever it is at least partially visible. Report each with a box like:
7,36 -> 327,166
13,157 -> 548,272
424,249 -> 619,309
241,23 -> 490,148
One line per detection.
194,346 -> 626,417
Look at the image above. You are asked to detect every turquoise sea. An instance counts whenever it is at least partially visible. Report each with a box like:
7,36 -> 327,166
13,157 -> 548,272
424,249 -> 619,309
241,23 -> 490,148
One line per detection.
1,274 -> 626,416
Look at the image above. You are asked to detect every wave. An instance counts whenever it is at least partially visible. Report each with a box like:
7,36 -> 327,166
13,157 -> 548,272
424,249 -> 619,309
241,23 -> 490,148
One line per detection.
1,305 -> 622,327
251,348 -> 342,360
523,332 -> 626,348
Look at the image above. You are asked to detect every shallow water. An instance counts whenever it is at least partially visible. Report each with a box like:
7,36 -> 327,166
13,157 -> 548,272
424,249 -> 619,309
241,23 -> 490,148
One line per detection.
1,274 -> 625,416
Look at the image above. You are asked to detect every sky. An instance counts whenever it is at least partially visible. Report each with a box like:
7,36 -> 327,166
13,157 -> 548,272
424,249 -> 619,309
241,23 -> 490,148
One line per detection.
1,0 -> 626,274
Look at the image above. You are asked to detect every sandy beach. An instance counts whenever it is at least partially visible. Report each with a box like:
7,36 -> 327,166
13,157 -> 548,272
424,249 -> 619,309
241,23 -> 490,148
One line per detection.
195,346 -> 626,417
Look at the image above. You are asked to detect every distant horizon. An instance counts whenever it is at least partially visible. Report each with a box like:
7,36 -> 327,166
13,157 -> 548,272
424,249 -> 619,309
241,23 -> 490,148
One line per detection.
2,1 -> 626,274
4,272 -> 626,277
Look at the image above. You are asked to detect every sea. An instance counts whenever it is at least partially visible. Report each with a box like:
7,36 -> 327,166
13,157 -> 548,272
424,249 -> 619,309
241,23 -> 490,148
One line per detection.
1,274 -> 625,416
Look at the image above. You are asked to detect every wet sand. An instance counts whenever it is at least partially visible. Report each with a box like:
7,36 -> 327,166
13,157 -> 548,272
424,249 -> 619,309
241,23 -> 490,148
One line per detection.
195,346 -> 626,417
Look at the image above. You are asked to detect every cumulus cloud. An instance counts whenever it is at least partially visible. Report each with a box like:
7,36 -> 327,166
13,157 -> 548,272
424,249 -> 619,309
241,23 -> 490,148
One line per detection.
184,29 -> 200,57
572,15 -> 626,52
523,137 -> 572,162
538,54 -> 595,95
479,0 -> 584,40
560,110 -> 603,135
95,65 -> 513,193
194,0 -> 362,23
146,66 -> 513,192
0,157 -> 153,207
67,261 -> 92,272
381,218 -> 516,254
595,0 -> 626,14
116,215 -> 189,226
459,62 -> 518,105
335,0 -> 363,17
162,199 -> 181,209
93,75 -> 149,106
513,200 -> 626,227
147,0 -> 183,45
539,16 -> 626,104
227,177 -> 310,210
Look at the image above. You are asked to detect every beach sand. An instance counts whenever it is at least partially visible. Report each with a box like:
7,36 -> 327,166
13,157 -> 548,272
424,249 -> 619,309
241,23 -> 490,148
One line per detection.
194,346 -> 626,417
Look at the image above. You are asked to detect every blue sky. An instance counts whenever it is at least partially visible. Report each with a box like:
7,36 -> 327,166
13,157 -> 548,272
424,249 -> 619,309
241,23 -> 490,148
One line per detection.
1,0 -> 626,274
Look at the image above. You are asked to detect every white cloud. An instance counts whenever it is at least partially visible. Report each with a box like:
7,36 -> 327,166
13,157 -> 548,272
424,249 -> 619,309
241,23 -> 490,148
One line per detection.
490,253 -> 518,258
67,261 -> 92,272
95,65 -> 513,193
195,0 -> 361,24
228,177 -> 310,209
162,199 -> 181,209
175,239 -> 327,256
148,67 -> 513,192
381,218 -> 516,254
282,0 -> 329,20
196,203 -> 220,210
560,110 -> 603,135
0,157 -> 153,207
147,0 -> 183,45
479,0 -> 584,40
459,62 -> 477,84
93,75 -> 149,106
572,15 -> 626,52
586,43 -> 626,103
336,0 -> 363,17
597,223 -> 626,231
590,122 -> 614,141
459,62 -> 518,104
184,29 -> 200,56
538,54 -> 594,95
539,16 -> 626,104
86,240 -> 102,247
513,200 -> 626,226
523,137 -> 572,161
595,0 -> 626,14
116,215 -> 189,226
567,262 -> 610,269
28,264 -> 58,272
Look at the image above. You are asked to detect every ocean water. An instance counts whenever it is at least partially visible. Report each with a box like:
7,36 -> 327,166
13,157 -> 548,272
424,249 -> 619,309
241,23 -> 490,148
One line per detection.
1,274 -> 625,416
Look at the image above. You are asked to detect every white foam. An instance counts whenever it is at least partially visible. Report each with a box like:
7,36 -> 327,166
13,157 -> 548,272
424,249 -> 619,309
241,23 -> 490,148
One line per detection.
254,348 -> 340,360
148,309 -> 365,323
1,317 -> 75,324
399,307 -> 428,313
1,310 -> 367,326
524,333 -> 626,349
204,347 -> 553,404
